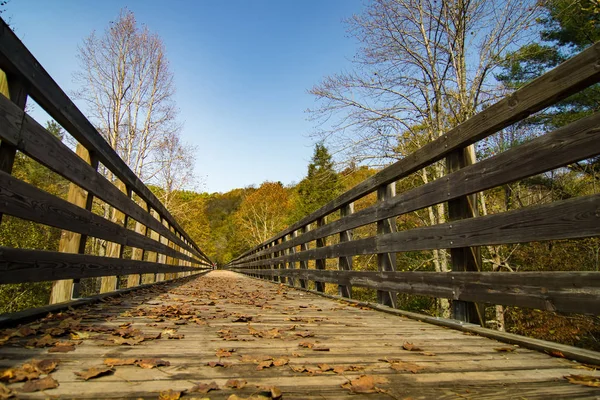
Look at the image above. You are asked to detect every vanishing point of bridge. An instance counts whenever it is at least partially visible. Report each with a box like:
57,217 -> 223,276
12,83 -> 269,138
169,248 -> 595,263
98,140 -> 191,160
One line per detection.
0,18 -> 600,399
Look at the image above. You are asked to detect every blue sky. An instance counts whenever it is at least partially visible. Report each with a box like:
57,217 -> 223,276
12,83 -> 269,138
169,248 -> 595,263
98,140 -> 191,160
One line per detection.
6,0 -> 363,193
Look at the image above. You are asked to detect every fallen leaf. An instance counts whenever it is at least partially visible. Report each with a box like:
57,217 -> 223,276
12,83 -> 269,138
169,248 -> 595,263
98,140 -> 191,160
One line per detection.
298,342 -> 314,349
216,348 -> 235,357
402,342 -> 422,352
225,379 -> 247,389
333,365 -> 364,374
70,331 -> 91,340
318,363 -> 333,372
273,357 -> 289,367
74,366 -> 114,380
158,389 -> 181,400
31,359 -> 58,374
494,347 -> 516,353
258,386 -> 282,399
48,343 -> 76,353
188,381 -> 219,394
232,315 -> 253,322
27,334 -> 57,348
136,359 -> 170,369
256,360 -> 273,370
207,361 -> 232,368
0,383 -> 13,399
0,365 -> 39,383
291,352 -> 303,357
294,331 -> 314,338
19,375 -> 59,393
549,350 -> 565,358
113,336 -> 144,346
565,374 -> 600,387
167,334 -> 185,340
104,358 -> 137,366
388,360 -> 424,373
341,375 -> 388,394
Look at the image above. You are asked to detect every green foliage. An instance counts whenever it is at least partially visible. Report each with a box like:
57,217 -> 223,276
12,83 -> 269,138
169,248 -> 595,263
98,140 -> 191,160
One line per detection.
0,121 -> 68,314
290,143 -> 342,221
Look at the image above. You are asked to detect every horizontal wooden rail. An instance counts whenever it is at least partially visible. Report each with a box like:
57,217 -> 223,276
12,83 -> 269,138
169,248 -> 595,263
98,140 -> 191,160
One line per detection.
232,41 -> 600,263
0,246 -> 206,284
232,269 -> 600,315
0,96 -> 206,261
231,111 -> 600,264
0,19 -> 206,260
229,41 -> 600,328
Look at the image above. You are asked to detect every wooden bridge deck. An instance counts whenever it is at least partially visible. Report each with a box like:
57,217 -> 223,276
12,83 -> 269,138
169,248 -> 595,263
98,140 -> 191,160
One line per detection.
1,271 -> 599,399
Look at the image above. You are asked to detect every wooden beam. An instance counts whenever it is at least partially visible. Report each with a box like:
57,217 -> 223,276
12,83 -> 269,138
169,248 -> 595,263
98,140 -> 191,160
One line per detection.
338,203 -> 353,298
315,218 -> 326,293
377,184 -> 396,307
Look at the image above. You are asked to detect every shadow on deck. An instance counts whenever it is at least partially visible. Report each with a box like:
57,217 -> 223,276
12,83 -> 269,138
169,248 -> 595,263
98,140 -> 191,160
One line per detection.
1,271 -> 599,399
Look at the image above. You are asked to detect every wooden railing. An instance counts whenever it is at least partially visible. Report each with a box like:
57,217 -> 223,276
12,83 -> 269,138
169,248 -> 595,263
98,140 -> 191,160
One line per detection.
227,42 -> 600,321
0,19 -> 212,304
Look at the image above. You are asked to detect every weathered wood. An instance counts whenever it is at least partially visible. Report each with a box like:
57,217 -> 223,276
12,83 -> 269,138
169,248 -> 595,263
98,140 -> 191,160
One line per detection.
232,51 -> 600,264
50,144 -> 96,304
0,246 -> 200,284
0,73 -> 27,224
126,198 -> 147,288
446,146 -> 481,324
234,194 -> 600,267
315,218 -> 326,292
0,170 -> 197,264
377,184 -> 396,308
100,179 -> 127,294
0,97 -> 203,260
0,19 -> 205,258
233,268 -> 600,315
299,225 -> 309,289
338,203 -> 353,298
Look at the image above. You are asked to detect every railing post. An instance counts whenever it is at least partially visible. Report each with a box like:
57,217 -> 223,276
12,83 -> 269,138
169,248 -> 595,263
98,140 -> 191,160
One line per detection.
338,203 -> 354,298
50,144 -> 98,303
269,241 -> 276,282
299,225 -> 309,289
0,74 -> 27,196
377,183 -> 397,308
289,230 -> 297,287
100,179 -> 127,293
446,146 -> 482,324
279,236 -> 287,284
127,196 -> 147,287
315,217 -> 326,293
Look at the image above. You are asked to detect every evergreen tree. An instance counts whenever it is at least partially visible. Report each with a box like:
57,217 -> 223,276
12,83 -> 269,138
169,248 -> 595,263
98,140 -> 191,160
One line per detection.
292,143 -> 342,219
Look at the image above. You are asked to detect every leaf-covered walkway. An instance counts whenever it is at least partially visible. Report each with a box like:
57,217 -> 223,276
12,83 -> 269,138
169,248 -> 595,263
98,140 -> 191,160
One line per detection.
1,271 -> 599,399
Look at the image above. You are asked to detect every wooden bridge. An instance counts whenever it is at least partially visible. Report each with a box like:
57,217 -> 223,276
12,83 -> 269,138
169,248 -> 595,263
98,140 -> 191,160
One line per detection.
0,18 -> 599,399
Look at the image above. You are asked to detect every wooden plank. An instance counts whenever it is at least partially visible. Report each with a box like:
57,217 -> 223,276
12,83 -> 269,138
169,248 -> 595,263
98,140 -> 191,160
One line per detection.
232,41 -> 600,262
299,226 -> 308,289
338,204 -> 353,298
446,146 -> 482,323
0,20 -> 206,259
376,184 -> 396,307
315,218 -> 326,292
0,97 -> 204,261
0,74 -> 27,225
126,197 -> 147,288
233,193 -> 600,269
0,170 -> 197,264
0,246 -> 200,284
100,179 -> 127,293
237,269 -> 600,315
50,144 -> 97,304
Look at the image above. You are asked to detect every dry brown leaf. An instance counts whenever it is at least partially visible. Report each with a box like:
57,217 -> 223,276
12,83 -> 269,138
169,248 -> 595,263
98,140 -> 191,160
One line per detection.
225,379 -> 247,389
188,381 -> 219,394
388,360 -> 424,373
136,359 -> 170,369
48,343 -> 76,353
31,359 -> 58,374
332,365 -> 364,374
232,315 -> 253,322
273,357 -> 289,367
113,336 -> 144,346
104,358 -> 137,366
158,389 -> 181,400
74,366 -> 113,380
258,386 -> 282,399
298,342 -> 314,348
70,331 -> 91,340
294,331 -> 314,338
216,348 -> 235,357
549,350 -> 565,358
0,382 -> 13,399
207,361 -> 232,368
494,347 -> 516,353
256,360 -> 273,370
27,334 -> 57,348
565,374 -> 600,387
318,363 -> 333,372
19,375 -> 59,393
341,375 -> 388,394
0,366 -> 39,383
402,342 -> 422,352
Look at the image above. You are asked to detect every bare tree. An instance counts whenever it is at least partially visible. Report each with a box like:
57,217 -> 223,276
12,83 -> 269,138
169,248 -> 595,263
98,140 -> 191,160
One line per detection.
75,8 -> 179,182
309,0 -> 539,316
155,132 -> 199,212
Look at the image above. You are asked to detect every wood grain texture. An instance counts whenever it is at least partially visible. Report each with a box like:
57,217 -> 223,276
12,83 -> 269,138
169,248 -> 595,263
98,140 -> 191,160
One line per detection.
0,170 -> 197,264
1,271 -> 598,399
232,110 -> 600,265
233,269 -> 600,315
